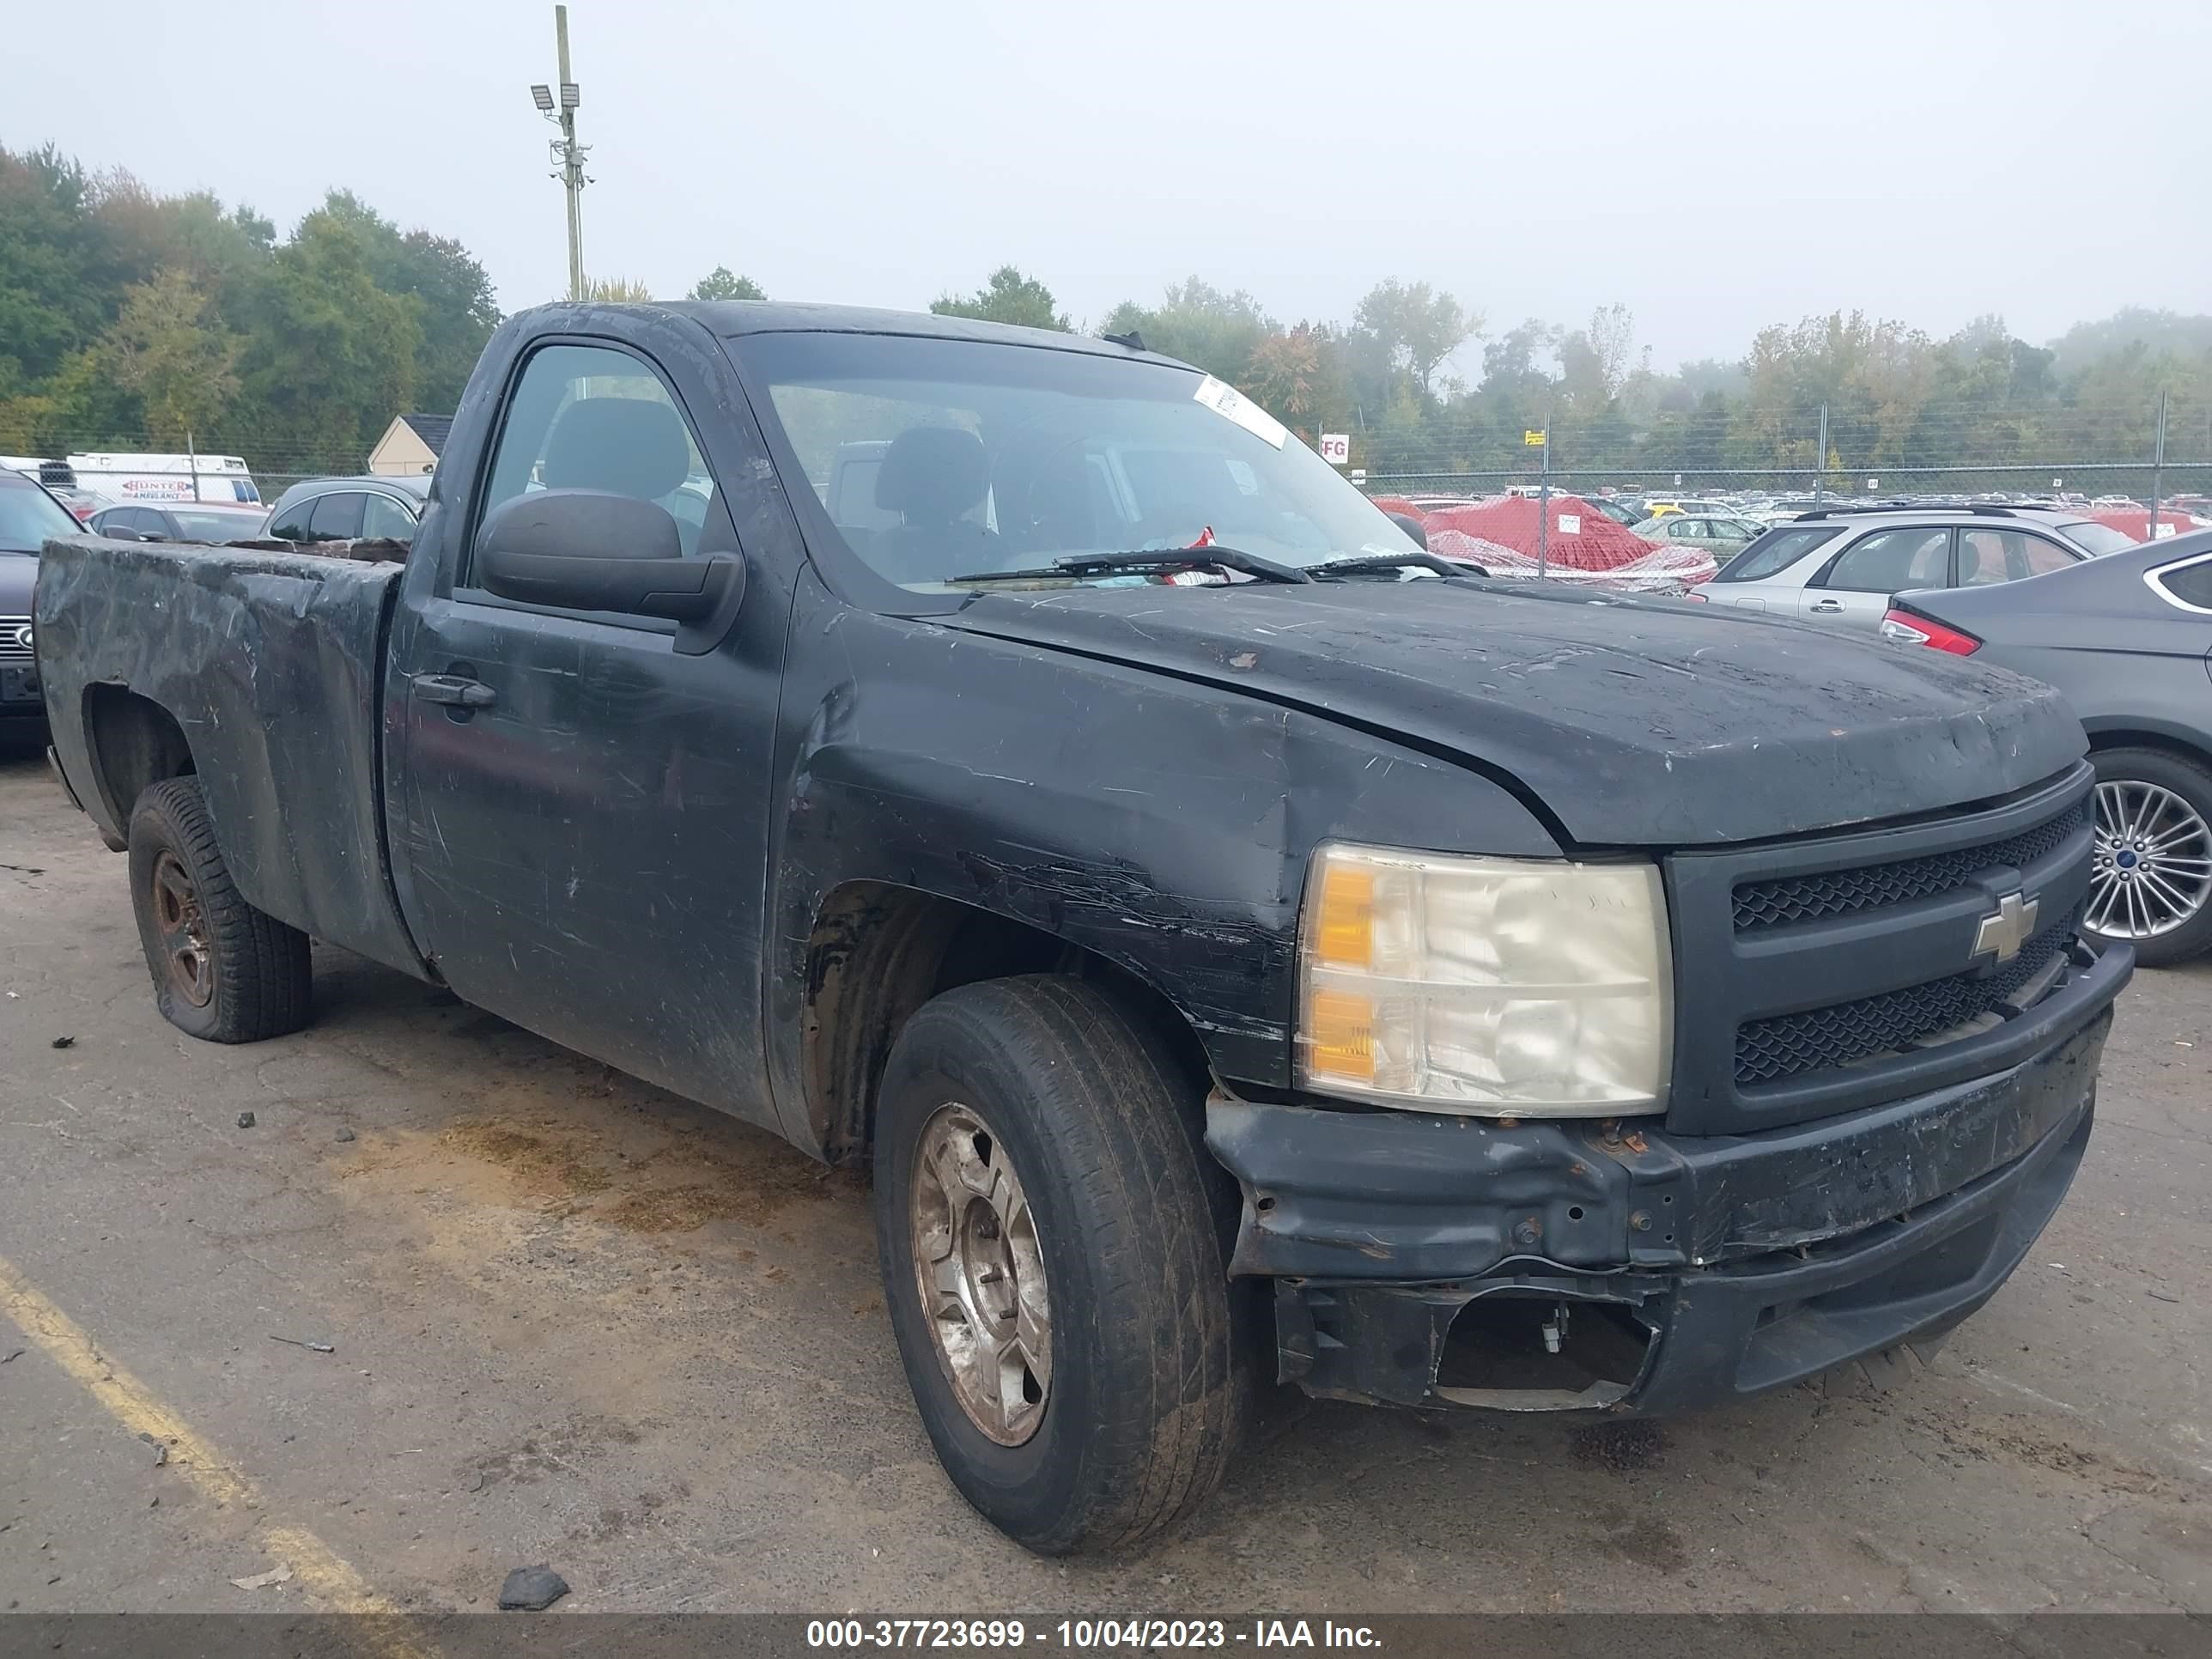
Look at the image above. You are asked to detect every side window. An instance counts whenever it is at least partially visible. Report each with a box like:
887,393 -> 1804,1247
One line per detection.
2152,556 -> 2212,611
267,498 -> 314,542
1822,526 -> 1951,592
361,492 -> 416,542
478,343 -> 714,558
1958,528 -> 2076,586
1717,525 -> 1842,582
305,492 -> 365,543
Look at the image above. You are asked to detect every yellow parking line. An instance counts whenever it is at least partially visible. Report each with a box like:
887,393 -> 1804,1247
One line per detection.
0,1250 -> 428,1646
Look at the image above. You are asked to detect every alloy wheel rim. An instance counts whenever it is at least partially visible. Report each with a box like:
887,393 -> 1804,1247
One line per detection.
908,1103 -> 1052,1446
2089,780 -> 2212,940
150,850 -> 215,1007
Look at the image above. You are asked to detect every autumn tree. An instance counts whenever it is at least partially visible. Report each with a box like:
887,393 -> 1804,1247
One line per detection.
105,268 -> 240,443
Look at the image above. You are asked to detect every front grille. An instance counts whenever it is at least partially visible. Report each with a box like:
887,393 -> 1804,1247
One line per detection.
1733,801 -> 2088,931
1735,905 -> 2081,1087
0,616 -> 29,663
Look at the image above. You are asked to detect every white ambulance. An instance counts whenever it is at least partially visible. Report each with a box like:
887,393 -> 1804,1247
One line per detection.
64,453 -> 263,506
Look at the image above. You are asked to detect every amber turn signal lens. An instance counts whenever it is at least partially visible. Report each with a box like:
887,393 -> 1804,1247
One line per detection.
1304,988 -> 1376,1083
1313,865 -> 1375,968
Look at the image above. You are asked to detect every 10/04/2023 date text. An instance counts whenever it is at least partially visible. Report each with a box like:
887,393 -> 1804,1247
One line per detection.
805,1620 -> 1382,1649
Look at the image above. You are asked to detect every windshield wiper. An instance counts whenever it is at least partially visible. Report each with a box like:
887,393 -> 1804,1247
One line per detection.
1304,551 -> 1474,580
952,546 -> 1313,586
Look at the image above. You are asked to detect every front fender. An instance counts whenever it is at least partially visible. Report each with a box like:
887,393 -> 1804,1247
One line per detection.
763,574 -> 1562,1137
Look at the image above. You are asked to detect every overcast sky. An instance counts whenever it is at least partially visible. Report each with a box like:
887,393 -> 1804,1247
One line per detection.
6,0 -> 2207,371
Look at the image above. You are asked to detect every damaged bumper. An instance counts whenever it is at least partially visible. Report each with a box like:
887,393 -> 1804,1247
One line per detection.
1206,938 -> 2126,1413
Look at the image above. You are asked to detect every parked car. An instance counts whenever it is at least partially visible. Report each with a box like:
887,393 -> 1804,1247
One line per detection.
1632,513 -> 1764,547
34,299 -> 2130,1553
1881,530 -> 2212,965
1583,496 -> 1648,528
2,471 -> 83,738
259,475 -> 431,545
88,502 -> 270,544
1705,503 -> 2135,629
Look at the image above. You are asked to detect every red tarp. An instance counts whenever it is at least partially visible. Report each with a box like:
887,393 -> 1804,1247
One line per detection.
1388,493 -> 1718,590
2088,507 -> 2211,544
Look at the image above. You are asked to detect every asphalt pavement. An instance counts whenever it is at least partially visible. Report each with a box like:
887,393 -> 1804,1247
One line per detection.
3,736 -> 2210,1614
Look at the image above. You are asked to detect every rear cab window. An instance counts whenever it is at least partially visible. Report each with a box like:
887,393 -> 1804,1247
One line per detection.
1717,525 -> 1841,582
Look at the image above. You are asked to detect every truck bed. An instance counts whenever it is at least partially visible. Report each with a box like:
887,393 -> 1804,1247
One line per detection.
35,536 -> 426,977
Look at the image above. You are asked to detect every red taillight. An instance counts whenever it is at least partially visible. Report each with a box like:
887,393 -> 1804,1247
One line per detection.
1880,607 -> 1980,655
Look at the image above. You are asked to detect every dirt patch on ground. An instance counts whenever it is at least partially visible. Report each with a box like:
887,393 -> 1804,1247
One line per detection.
436,1120 -> 614,1200
597,1140 -> 863,1234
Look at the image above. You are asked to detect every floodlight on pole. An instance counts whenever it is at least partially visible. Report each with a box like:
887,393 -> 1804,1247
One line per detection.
528,5 -> 590,302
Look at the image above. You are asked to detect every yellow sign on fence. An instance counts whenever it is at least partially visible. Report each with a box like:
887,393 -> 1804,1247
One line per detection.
1523,429 -> 1546,447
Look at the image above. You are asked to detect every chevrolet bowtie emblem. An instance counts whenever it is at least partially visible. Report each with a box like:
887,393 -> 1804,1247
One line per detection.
1972,891 -> 2039,963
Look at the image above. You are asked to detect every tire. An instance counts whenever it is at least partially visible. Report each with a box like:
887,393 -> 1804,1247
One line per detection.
1806,1325 -> 1953,1402
872,975 -> 1244,1554
2084,746 -> 2212,968
127,777 -> 313,1042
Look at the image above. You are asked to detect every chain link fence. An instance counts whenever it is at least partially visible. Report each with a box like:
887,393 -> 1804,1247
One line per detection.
1286,392 -> 2212,529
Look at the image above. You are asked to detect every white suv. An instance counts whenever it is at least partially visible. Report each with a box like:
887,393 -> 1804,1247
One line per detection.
1704,504 -> 2139,629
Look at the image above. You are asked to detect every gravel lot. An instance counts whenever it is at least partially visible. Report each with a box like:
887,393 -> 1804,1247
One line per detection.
3,735 -> 2210,1614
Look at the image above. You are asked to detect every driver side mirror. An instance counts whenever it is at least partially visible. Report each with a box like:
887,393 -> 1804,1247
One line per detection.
476,489 -> 745,655
1386,511 -> 1429,550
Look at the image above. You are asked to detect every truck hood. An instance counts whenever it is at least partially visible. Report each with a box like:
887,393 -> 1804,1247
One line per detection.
941,579 -> 2084,848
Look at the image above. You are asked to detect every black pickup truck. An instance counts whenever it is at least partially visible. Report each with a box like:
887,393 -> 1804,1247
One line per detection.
35,301 -> 2129,1553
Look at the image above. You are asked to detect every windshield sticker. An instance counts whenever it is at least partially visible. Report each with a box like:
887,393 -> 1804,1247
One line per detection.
1193,376 -> 1288,449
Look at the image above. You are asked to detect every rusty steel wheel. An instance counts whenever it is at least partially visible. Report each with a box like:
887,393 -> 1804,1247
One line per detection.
127,776 -> 313,1043
148,849 -> 215,1009
908,1102 -> 1053,1447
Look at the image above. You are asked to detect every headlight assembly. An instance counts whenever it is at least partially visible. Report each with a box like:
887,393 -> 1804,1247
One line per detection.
1295,843 -> 1672,1117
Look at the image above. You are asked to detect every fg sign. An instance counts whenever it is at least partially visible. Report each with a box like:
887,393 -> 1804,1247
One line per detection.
1319,433 -> 1351,465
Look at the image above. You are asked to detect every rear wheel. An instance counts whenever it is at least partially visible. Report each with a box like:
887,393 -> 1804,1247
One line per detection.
872,975 -> 1243,1554
128,777 -> 313,1042
2084,748 -> 2212,967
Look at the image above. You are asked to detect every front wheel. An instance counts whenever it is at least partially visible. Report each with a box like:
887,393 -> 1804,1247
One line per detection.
873,975 -> 1243,1554
2084,748 -> 2212,968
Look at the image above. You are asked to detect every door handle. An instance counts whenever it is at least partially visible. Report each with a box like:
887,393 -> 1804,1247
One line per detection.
410,673 -> 496,709
1808,599 -> 1845,614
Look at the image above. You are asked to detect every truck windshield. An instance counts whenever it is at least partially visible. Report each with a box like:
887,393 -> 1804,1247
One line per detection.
733,333 -> 1418,590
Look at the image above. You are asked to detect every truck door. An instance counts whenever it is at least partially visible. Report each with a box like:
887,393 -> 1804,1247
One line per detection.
385,332 -> 792,1127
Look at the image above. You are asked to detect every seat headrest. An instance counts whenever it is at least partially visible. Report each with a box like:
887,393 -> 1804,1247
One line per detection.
542,397 -> 692,501
876,426 -> 988,526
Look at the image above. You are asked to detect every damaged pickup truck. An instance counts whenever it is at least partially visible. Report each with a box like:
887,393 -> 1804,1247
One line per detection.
35,301 -> 2129,1553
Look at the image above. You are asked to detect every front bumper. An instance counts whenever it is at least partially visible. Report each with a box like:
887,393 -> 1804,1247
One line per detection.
1206,937 -> 2127,1413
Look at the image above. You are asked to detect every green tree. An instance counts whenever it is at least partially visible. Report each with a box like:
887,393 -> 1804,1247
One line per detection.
931,265 -> 1068,331
104,267 -> 240,444
1354,278 -> 1480,399
689,265 -> 766,301
1101,278 -> 1273,381
237,207 -> 422,463
314,191 -> 499,414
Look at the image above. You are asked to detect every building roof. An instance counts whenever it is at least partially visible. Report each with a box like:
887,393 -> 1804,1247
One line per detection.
395,413 -> 453,457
